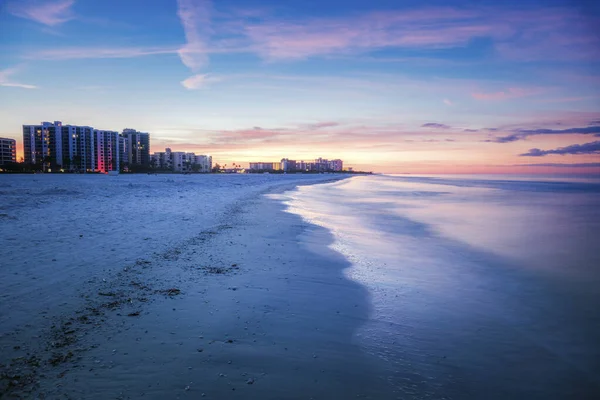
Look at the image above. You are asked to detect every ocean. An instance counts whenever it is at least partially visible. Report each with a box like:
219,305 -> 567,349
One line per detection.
281,174 -> 600,399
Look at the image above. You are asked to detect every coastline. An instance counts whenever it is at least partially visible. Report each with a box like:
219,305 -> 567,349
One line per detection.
1,174 -> 392,398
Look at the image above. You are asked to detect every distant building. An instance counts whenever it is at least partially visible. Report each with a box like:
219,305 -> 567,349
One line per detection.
151,148 -> 172,170
193,154 -> 212,173
0,137 -> 16,165
281,158 -> 296,172
314,158 -> 329,172
150,148 -> 212,173
170,152 -> 188,172
329,159 -> 343,172
248,162 -> 281,172
122,128 -> 150,166
256,157 -> 344,173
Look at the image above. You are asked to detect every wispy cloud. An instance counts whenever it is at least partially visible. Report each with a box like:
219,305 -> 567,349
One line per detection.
156,120 -> 466,152
0,67 -> 37,89
0,82 -> 38,89
422,123 -> 451,129
517,163 -> 600,167
472,87 -> 544,101
8,0 -> 76,26
176,0 -> 214,89
238,7 -> 599,62
30,46 -> 178,60
443,99 -> 453,106
520,141 -> 600,157
242,8 -> 507,61
488,125 -> 600,143
21,4 -> 600,69
180,74 -> 221,90
306,122 -> 340,130
177,0 -> 211,70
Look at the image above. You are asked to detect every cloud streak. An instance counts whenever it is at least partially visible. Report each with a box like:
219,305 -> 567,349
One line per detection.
19,4 -> 600,72
238,7 -> 599,62
422,123 -> 451,129
180,74 -> 221,90
242,8 -> 508,61
472,87 -> 544,101
8,0 -> 76,26
517,163 -> 600,167
29,46 -> 179,60
0,68 -> 37,89
487,126 -> 600,143
520,141 -> 600,157
176,0 -> 213,89
177,0 -> 211,70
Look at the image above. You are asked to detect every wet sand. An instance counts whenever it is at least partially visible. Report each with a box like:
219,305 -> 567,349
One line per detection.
1,178 -> 392,399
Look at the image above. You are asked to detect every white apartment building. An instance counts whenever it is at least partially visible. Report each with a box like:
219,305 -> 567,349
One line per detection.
193,154 -> 212,173
23,121 -> 96,172
151,148 -> 212,173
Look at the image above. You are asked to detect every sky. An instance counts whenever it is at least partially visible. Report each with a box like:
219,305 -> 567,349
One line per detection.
0,0 -> 599,174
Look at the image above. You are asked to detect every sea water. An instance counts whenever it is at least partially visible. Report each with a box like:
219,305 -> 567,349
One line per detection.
282,174 -> 600,399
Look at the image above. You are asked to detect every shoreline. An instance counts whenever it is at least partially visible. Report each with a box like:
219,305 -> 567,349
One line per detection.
1,174 -> 393,398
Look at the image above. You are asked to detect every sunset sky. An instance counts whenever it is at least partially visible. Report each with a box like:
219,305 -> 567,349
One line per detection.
1,0 -> 599,173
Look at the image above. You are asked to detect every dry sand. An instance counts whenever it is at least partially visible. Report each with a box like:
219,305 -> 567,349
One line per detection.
1,175 -> 393,399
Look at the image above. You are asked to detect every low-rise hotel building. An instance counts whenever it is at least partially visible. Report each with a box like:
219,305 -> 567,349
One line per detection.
248,162 -> 282,172
278,157 -> 343,172
151,148 -> 212,173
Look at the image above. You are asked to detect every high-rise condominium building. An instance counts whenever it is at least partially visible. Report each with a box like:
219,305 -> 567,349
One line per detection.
23,121 -> 94,171
95,130 -> 120,172
122,128 -> 150,166
118,135 -> 129,169
0,137 -> 17,165
23,121 -> 122,172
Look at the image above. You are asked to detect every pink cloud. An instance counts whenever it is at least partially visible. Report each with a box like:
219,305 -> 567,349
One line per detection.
8,0 -> 76,26
24,5 -> 600,68
472,87 -> 545,101
236,7 -> 598,62
180,74 -> 221,90
242,9 -> 511,60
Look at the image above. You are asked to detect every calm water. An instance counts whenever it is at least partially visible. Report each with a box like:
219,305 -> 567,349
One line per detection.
282,174 -> 600,399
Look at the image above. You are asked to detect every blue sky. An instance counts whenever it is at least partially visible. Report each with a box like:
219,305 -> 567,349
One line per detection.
1,0 -> 599,173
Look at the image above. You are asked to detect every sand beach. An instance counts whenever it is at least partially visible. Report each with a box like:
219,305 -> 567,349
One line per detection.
0,174 -> 392,399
